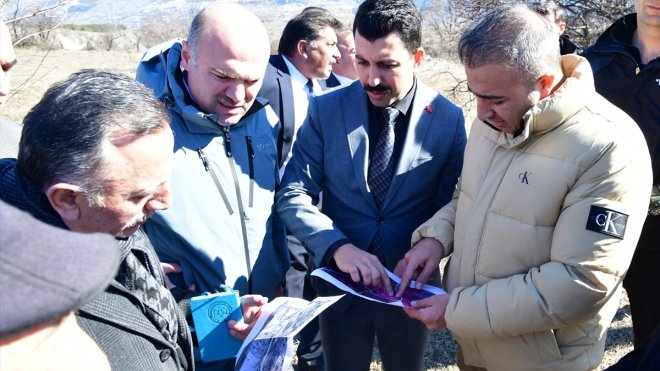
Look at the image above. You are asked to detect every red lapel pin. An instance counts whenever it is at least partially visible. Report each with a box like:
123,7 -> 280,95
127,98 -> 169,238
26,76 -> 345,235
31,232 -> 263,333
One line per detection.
425,105 -> 433,113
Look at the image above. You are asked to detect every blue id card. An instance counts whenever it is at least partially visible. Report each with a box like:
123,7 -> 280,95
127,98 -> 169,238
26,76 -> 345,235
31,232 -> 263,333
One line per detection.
190,290 -> 243,362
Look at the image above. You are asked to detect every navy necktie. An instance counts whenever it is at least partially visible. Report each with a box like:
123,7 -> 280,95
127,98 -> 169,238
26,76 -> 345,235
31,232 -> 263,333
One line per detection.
305,79 -> 315,97
367,106 -> 399,263
368,106 -> 399,209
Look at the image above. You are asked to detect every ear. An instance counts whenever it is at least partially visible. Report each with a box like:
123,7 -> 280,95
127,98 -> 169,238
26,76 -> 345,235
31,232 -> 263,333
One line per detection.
296,40 -> 309,58
45,183 -> 84,223
412,48 -> 425,68
180,40 -> 192,71
536,74 -> 555,99
558,21 -> 566,35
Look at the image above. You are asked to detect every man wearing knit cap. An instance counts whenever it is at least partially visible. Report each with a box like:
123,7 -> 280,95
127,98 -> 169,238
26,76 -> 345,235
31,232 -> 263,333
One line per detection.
0,200 -> 119,370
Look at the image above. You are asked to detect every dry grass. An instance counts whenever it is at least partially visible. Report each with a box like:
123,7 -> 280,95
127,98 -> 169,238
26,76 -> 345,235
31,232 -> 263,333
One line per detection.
4,48 -> 633,370
367,293 -> 632,370
5,48 -> 142,123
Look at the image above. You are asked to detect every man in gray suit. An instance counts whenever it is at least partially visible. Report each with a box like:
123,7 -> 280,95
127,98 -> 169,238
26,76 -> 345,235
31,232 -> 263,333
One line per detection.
0,69 -> 194,370
275,1 -> 466,370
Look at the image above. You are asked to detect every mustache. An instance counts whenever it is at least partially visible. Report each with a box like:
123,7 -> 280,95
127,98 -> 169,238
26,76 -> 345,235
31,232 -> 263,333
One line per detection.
363,84 -> 391,93
125,210 -> 154,229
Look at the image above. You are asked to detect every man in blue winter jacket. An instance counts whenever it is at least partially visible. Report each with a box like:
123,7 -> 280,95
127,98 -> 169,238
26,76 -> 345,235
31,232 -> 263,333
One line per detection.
136,1 -> 288,326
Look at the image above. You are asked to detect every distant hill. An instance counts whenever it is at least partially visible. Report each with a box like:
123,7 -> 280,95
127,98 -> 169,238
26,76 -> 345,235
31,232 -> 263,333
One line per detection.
65,0 -> 362,27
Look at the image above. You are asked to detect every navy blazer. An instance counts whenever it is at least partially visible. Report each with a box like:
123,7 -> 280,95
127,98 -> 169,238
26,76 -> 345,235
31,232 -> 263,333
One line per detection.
259,54 -> 340,167
276,80 -> 467,271
259,55 -> 296,167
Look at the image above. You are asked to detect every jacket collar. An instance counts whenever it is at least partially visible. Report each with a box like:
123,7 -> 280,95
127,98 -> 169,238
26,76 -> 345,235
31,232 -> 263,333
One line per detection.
0,159 -> 68,229
594,13 -> 637,53
493,55 -> 595,149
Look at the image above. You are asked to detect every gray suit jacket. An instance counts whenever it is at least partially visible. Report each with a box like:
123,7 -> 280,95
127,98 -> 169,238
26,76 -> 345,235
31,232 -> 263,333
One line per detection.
77,230 -> 194,371
276,79 -> 466,272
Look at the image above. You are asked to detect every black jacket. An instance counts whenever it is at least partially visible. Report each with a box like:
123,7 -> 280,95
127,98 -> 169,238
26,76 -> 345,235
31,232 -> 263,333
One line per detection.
581,13 -> 660,186
559,34 -> 581,55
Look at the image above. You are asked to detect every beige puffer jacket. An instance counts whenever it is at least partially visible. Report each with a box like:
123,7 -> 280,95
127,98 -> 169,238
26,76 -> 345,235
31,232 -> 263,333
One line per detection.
412,56 -> 652,370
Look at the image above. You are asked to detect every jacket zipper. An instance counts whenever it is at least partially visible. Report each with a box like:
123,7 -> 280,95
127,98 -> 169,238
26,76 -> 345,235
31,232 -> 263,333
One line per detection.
220,125 -> 253,294
197,148 -> 234,215
246,136 -> 255,208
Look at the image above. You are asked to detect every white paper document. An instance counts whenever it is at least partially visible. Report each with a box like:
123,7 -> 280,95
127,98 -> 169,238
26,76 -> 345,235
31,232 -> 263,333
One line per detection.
235,295 -> 344,371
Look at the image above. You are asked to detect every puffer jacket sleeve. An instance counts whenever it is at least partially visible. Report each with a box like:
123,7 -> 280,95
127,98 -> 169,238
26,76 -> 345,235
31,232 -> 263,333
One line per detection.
445,122 -> 651,339
411,190 -> 459,257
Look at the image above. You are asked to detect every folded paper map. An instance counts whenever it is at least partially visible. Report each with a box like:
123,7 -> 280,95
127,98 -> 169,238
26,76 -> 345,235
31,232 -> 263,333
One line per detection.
311,267 -> 446,308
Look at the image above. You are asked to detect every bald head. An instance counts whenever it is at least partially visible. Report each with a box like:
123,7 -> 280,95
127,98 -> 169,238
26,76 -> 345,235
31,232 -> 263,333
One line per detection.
181,4 -> 270,124
187,3 -> 270,66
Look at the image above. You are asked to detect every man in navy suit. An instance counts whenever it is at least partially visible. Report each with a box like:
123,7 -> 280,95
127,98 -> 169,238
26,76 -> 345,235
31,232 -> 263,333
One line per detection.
258,7 -> 342,370
276,1 -> 466,370
259,7 -> 342,171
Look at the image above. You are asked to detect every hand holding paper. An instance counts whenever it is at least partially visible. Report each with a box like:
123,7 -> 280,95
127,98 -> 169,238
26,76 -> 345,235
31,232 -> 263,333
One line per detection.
311,267 -> 445,308
403,292 -> 451,330
228,295 -> 268,340
333,243 -> 393,295
394,237 -> 445,297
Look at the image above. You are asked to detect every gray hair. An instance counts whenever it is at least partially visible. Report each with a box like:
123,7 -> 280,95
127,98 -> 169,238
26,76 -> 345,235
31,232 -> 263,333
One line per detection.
532,1 -> 565,25
186,7 -> 206,65
458,3 -> 560,86
17,69 -> 170,205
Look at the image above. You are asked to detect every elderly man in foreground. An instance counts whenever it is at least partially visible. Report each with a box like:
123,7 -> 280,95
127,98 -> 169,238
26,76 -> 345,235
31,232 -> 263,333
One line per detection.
0,69 -> 264,370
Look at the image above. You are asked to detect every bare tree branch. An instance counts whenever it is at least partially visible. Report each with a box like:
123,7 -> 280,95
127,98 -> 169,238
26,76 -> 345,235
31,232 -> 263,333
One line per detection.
12,17 -> 66,46
6,1 -> 74,24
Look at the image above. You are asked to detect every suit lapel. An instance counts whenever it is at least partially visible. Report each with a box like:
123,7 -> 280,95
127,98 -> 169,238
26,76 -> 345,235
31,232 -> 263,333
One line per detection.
274,57 -> 295,130
341,83 -> 376,208
79,283 -> 171,345
386,83 -> 434,205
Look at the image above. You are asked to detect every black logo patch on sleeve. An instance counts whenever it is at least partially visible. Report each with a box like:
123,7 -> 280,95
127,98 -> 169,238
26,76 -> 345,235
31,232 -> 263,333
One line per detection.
586,205 -> 628,239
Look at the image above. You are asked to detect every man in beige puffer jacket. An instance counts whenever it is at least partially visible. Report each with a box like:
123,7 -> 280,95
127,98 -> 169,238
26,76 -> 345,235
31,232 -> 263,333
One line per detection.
395,4 -> 652,371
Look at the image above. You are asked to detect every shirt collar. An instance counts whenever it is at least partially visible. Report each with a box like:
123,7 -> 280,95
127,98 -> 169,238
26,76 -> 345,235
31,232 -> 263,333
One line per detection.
282,55 -> 319,93
392,77 -> 417,116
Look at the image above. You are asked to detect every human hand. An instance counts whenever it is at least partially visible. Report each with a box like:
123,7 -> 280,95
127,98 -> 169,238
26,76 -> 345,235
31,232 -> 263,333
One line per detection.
333,243 -> 392,295
160,262 -> 197,291
402,293 -> 450,330
394,238 -> 444,297
228,295 -> 269,340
